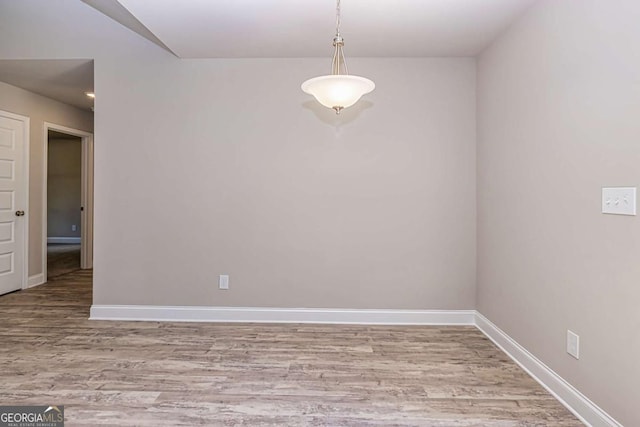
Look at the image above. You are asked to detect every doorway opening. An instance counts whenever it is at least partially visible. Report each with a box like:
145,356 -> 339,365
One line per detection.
43,124 -> 93,281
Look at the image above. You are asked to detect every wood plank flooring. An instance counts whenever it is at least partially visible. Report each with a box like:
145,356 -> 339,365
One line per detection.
0,271 -> 582,426
47,243 -> 81,278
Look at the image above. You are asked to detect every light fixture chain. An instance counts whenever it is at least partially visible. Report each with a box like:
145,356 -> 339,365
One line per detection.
336,0 -> 341,36
331,0 -> 348,75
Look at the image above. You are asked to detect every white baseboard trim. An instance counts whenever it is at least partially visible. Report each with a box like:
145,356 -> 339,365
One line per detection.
48,237 -> 81,244
89,305 -> 476,325
25,273 -> 45,289
475,313 -> 622,427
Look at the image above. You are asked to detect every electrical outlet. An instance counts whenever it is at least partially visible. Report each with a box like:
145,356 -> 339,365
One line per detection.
71,224 -> 77,232
567,330 -> 579,359
219,275 -> 229,290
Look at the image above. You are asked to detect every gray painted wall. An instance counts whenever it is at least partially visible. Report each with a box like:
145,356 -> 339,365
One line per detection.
48,137 -> 82,239
93,57 -> 477,309
477,1 -> 640,425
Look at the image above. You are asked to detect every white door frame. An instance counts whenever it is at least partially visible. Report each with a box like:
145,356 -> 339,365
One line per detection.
42,123 -> 94,279
0,110 -> 29,291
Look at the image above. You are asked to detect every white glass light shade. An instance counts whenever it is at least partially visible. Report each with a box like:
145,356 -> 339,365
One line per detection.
301,75 -> 375,112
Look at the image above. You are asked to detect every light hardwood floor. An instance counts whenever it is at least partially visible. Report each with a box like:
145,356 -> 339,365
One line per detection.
47,243 -> 81,279
0,271 -> 582,426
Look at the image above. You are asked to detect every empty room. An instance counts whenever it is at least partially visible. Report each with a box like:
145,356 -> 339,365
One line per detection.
0,0 -> 637,426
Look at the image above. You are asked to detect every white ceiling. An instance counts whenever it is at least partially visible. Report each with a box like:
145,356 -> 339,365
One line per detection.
80,0 -> 174,54
89,0 -> 536,58
0,59 -> 94,110
0,1 -> 533,109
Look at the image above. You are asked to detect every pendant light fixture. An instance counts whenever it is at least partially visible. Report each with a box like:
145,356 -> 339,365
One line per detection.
301,0 -> 375,114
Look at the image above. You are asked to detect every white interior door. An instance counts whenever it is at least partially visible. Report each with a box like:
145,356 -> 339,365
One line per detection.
0,111 -> 28,296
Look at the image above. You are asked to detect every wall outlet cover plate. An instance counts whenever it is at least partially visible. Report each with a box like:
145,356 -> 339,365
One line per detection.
567,330 -> 580,360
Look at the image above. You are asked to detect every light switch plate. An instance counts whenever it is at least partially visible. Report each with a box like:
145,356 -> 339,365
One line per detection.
602,187 -> 636,215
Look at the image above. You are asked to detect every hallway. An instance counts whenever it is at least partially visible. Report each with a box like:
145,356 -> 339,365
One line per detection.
47,243 -> 81,278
